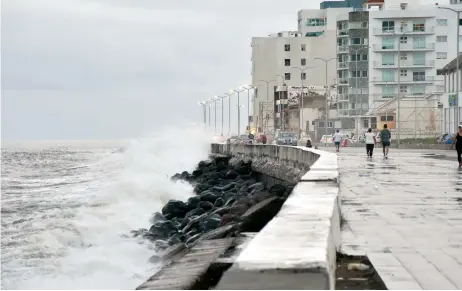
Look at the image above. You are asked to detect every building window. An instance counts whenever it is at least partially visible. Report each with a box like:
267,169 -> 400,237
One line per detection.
382,54 -> 394,66
362,21 -> 368,28
285,59 -> 291,66
307,18 -> 326,26
327,121 -> 334,128
412,20 -> 425,32
437,52 -> 448,59
437,69 -> 444,76
301,58 -> 306,66
362,54 -> 368,61
381,116 -> 394,121
382,20 -> 395,33
413,52 -> 425,65
412,85 -> 426,95
382,86 -> 395,98
400,52 -> 407,60
363,119 -> 369,128
399,85 -> 408,93
306,31 -> 324,37
413,36 -> 426,49
400,36 -> 407,44
301,72 -> 306,80
351,54 -> 359,61
318,121 -> 325,128
352,38 -> 362,45
413,71 -> 425,81
437,36 -> 448,43
400,69 -> 407,76
437,19 -> 448,26
284,44 -> 291,51
285,73 -> 291,80
301,44 -> 306,51
362,70 -> 368,77
382,37 -> 395,49
382,70 -> 395,82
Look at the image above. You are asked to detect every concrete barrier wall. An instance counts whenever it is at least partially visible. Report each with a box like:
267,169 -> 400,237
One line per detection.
211,144 -> 340,290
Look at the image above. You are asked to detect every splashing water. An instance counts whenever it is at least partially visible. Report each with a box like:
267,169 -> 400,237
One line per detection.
1,125 -> 212,289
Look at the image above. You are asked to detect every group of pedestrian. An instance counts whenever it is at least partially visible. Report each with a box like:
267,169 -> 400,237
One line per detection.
332,124 -> 392,159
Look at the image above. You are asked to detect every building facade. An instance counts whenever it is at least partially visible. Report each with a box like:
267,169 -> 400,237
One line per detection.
441,54 -> 462,134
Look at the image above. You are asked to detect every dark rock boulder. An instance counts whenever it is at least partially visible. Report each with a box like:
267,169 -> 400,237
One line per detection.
198,201 -> 214,211
248,182 -> 265,193
199,191 -> 218,203
198,160 -> 212,168
211,207 -> 230,216
225,169 -> 239,179
148,220 -> 178,240
198,214 -> 221,233
198,224 -> 238,241
161,200 -> 188,218
185,207 -> 205,218
214,198 -> 224,208
192,169 -> 203,178
185,196 -> 201,210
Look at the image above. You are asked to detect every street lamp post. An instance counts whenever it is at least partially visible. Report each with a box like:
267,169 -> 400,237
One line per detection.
257,80 -> 276,133
242,85 -> 255,133
292,66 -> 314,139
216,95 -> 227,135
234,87 -> 246,136
439,6 -> 460,132
224,91 -> 233,135
314,58 -> 335,146
198,101 -> 207,131
209,97 -> 219,134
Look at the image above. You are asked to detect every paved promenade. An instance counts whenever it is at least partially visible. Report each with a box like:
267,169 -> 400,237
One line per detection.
326,147 -> 462,290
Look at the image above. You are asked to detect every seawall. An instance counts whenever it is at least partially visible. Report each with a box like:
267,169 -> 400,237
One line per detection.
136,144 -> 340,290
210,144 -> 340,290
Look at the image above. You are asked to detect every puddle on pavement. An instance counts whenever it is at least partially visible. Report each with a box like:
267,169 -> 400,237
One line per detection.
336,254 -> 387,290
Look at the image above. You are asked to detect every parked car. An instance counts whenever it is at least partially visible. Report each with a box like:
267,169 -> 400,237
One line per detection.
275,132 -> 298,146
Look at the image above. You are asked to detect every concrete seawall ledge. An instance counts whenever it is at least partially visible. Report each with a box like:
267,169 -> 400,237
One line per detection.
211,144 -> 340,290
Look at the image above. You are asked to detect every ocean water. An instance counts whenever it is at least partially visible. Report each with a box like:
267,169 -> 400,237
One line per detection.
1,127 -> 211,289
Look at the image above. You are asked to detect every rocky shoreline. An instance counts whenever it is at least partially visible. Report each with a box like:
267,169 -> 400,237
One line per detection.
131,154 -> 294,258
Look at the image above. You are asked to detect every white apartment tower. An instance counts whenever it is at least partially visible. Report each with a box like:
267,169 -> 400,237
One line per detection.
251,8 -> 349,134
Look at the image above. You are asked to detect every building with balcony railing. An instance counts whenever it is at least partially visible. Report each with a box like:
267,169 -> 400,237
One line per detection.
368,1 -> 462,114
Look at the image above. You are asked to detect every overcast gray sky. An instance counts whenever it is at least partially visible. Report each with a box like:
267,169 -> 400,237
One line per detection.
1,0 -> 324,141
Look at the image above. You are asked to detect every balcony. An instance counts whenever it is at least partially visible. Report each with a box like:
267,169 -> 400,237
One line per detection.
337,46 -> 349,53
370,76 -> 436,84
372,43 -> 435,52
373,26 -> 434,35
337,62 -> 348,70
337,94 -> 349,102
338,78 -> 349,85
372,60 -> 435,69
337,29 -> 349,37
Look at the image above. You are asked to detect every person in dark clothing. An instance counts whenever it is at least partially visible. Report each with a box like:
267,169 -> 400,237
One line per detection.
306,139 -> 312,148
379,124 -> 392,159
453,124 -> 462,167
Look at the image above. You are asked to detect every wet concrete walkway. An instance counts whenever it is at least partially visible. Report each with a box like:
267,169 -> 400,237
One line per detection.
329,147 -> 462,290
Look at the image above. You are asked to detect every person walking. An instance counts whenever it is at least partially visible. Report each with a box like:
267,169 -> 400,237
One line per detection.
452,124 -> 462,167
333,130 -> 342,152
364,128 -> 376,159
379,124 -> 391,159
